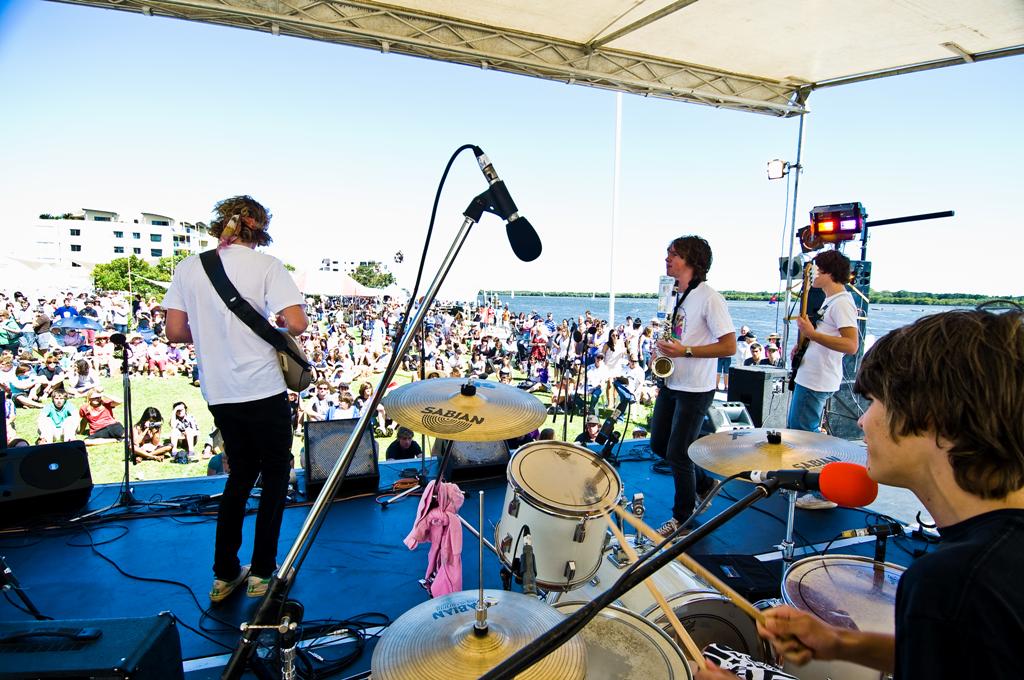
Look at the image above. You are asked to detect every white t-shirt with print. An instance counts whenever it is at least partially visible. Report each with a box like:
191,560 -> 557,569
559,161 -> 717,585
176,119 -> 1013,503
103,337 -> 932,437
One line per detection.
663,282 -> 734,393
162,245 -> 305,405
795,290 -> 858,393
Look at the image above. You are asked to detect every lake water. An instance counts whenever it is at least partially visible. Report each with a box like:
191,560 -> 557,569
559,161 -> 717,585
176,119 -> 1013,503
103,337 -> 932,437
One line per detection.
496,295 -> 961,343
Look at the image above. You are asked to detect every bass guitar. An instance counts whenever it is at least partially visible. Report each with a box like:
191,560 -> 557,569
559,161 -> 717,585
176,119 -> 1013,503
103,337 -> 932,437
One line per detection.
789,262 -> 813,390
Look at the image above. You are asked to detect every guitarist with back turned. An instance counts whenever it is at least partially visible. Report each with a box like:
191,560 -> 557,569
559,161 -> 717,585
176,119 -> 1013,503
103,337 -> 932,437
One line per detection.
787,249 -> 858,508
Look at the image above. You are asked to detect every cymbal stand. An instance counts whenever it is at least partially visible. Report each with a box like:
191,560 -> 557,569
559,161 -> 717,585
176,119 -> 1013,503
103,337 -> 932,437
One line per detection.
380,438 -> 455,510
1,556 -> 49,621
222,188 -> 501,679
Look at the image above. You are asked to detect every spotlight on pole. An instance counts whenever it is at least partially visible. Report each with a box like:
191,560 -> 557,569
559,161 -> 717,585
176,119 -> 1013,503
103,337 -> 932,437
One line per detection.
767,159 -> 790,180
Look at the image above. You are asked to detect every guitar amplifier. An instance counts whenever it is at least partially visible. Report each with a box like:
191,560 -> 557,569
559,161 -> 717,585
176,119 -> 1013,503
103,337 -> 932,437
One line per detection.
0,612 -> 183,679
727,367 -> 790,429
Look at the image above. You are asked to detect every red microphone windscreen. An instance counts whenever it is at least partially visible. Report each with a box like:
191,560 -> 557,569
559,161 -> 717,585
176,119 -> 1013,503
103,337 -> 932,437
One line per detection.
819,462 -> 878,507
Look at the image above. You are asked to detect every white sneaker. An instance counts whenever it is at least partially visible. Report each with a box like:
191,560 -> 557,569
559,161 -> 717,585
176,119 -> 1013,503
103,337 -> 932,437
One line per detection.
795,494 -> 838,511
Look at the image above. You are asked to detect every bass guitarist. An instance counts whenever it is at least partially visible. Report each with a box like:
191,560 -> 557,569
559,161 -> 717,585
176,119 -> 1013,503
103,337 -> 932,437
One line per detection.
787,249 -> 858,509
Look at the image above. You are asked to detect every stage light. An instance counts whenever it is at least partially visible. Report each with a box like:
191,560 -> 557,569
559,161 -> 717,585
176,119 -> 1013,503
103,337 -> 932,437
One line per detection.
767,159 -> 789,180
810,202 -> 866,243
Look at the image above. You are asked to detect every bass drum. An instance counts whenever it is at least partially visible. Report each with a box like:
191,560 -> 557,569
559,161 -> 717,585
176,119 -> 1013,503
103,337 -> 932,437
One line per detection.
552,602 -> 692,680
495,441 -> 622,591
781,555 -> 904,680
559,547 -> 769,662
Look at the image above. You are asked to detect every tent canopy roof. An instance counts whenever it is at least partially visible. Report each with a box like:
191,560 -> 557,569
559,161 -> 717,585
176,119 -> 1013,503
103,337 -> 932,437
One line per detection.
52,0 -> 1024,116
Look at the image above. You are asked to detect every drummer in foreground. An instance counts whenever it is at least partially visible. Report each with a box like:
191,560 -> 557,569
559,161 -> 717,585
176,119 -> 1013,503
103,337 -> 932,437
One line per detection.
698,307 -> 1024,679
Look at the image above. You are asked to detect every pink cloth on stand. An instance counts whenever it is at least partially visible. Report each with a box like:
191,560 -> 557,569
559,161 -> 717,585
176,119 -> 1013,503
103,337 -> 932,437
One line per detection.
404,480 -> 465,597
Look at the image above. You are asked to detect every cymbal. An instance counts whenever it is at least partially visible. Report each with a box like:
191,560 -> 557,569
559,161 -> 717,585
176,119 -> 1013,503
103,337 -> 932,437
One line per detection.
689,428 -> 866,478
371,589 -> 586,680
382,378 -> 548,441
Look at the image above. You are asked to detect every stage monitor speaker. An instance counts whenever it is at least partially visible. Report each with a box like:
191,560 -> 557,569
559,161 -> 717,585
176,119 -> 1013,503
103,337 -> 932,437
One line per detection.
690,554 -> 782,603
0,440 -> 93,526
727,367 -> 790,429
701,401 -> 755,436
303,419 -> 379,499
432,439 -> 510,482
0,612 -> 183,679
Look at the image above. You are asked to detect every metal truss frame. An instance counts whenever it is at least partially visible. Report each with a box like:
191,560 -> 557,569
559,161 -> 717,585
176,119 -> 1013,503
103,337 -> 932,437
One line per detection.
50,0 -> 809,117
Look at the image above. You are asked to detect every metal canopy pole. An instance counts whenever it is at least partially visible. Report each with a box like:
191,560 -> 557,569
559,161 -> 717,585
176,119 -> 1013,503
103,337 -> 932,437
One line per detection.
221,192 -> 493,679
608,93 -> 622,326
780,113 -> 807,368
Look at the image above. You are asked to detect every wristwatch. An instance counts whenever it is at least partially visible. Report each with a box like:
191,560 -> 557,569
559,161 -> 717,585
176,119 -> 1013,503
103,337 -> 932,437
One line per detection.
683,346 -> 694,358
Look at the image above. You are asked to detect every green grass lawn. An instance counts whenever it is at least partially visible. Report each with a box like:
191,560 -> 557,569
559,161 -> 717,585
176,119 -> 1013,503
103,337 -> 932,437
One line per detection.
12,369 -> 653,485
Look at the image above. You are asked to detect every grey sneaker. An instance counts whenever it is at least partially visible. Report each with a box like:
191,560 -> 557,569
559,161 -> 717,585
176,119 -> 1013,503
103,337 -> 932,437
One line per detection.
795,494 -> 838,511
656,518 -> 680,537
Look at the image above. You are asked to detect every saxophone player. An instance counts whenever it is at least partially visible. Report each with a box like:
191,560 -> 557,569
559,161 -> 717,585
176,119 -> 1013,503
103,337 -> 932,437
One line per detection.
650,236 -> 737,537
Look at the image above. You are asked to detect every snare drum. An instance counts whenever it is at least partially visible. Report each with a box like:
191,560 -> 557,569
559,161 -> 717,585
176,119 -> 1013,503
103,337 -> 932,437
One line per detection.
553,602 -> 692,679
561,546 -> 769,662
781,555 -> 904,680
494,441 -> 622,591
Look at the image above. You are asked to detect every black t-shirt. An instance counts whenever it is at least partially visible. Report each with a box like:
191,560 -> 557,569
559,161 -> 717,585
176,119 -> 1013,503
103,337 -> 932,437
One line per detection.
894,509 -> 1024,679
386,439 -> 422,461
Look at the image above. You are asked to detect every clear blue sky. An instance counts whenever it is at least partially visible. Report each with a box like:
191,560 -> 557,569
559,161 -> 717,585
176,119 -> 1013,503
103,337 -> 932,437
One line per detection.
1,0 -> 1021,297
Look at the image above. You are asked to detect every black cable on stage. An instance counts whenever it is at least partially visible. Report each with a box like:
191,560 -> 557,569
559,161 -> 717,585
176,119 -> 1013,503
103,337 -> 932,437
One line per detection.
66,524 -> 241,646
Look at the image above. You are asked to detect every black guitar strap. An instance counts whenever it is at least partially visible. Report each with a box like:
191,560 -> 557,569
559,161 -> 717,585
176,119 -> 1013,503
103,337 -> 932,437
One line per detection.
198,250 -> 309,368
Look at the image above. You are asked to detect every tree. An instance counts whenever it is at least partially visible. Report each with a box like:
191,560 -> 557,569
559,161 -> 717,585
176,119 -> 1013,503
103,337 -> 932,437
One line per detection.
92,256 -> 167,298
350,262 -> 396,289
153,253 -> 189,280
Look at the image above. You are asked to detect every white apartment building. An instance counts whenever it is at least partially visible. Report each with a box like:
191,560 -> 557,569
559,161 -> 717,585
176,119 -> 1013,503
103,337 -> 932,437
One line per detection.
13,209 -> 212,268
320,257 -> 380,273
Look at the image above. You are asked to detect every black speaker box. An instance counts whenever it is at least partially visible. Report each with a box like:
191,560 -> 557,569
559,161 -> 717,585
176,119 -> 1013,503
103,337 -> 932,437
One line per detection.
691,554 -> 782,603
432,439 -> 510,482
303,418 -> 379,499
727,367 -> 791,429
0,441 -> 93,526
0,612 -> 183,679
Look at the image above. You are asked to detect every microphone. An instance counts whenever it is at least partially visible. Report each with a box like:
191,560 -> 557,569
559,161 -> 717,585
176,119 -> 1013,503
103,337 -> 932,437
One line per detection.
595,409 -> 621,445
473,148 -> 542,262
739,462 -> 878,507
521,535 -> 537,595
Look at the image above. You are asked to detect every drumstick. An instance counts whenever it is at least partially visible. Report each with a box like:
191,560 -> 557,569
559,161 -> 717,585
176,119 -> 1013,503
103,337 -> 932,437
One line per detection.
602,513 -> 708,671
612,504 -> 766,626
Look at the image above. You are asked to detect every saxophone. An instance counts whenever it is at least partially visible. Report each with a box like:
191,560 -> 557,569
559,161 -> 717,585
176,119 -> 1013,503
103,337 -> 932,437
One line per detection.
651,276 -> 676,379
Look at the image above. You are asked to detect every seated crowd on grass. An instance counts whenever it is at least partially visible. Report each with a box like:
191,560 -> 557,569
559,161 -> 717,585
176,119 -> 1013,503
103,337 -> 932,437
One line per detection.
3,287 -> 688,471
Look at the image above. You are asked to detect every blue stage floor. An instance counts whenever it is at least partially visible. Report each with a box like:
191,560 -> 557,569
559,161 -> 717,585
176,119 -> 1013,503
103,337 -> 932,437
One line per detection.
0,446 -> 930,677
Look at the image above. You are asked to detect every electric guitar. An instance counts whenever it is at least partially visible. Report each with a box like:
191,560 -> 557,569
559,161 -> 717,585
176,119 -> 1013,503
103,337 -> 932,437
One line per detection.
789,262 -> 813,390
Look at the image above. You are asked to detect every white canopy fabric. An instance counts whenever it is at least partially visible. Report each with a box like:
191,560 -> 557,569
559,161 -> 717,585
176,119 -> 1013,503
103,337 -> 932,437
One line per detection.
291,268 -> 378,296
50,0 -> 1024,116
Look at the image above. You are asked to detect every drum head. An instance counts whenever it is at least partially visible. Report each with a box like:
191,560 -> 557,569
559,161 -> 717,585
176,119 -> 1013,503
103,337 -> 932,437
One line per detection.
553,602 -> 692,680
782,555 -> 904,634
509,442 -> 623,515
650,593 -> 767,662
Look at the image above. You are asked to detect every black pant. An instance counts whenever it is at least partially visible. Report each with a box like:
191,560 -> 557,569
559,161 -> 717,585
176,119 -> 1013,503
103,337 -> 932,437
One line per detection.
208,392 -> 293,580
649,387 -> 715,525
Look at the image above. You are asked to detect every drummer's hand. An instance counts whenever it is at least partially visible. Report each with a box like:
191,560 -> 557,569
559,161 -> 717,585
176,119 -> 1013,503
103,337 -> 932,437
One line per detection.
758,605 -> 842,665
694,659 -> 739,679
655,338 -> 684,357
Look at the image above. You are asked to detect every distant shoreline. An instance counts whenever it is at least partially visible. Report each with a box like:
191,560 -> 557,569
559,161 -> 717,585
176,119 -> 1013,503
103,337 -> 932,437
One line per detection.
482,290 -> 1021,307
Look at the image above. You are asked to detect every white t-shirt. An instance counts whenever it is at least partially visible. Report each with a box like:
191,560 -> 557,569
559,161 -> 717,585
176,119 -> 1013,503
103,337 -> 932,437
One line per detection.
796,290 -> 858,393
162,245 -> 305,405
663,282 -> 735,392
